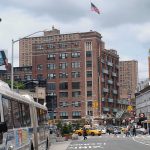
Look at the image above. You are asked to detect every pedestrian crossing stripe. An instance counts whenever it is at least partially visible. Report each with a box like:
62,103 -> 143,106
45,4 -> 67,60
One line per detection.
68,142 -> 105,149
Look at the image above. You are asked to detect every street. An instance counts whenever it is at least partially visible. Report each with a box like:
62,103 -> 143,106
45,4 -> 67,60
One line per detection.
66,134 -> 150,150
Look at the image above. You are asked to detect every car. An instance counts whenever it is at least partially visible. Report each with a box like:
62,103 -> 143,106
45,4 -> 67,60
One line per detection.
121,126 -> 127,133
136,128 -> 147,135
96,127 -> 107,134
110,126 -> 121,134
74,128 -> 102,136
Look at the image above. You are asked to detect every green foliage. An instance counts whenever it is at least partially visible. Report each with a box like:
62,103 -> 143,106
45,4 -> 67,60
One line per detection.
56,120 -> 63,130
62,123 -> 70,135
4,80 -> 25,89
56,121 -> 73,136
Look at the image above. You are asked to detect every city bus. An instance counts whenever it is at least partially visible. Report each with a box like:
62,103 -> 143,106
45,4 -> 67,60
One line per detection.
0,80 -> 50,150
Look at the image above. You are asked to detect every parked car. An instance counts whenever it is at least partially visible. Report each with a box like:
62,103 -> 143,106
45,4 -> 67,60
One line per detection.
136,128 -> 147,135
74,128 -> 102,136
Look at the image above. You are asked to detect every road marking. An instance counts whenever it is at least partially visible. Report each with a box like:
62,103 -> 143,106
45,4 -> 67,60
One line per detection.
68,142 -> 105,149
132,137 -> 150,146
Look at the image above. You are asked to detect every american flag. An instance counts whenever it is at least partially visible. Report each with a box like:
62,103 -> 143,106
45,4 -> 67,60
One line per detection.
91,2 -> 100,14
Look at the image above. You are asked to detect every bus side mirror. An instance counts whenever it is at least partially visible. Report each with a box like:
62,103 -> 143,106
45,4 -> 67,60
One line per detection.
0,122 -> 8,133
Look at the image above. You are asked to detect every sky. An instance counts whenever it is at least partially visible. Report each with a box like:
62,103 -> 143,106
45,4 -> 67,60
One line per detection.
0,0 -> 150,81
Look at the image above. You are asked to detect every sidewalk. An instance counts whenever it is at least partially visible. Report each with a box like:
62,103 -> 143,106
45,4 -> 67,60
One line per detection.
49,140 -> 72,150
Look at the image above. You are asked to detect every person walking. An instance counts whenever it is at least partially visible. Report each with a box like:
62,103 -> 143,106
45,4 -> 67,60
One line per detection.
132,126 -> 136,136
83,127 -> 87,140
107,128 -> 111,135
114,128 -> 117,136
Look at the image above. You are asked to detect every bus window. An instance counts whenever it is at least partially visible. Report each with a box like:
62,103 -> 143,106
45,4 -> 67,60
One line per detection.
23,103 -> 31,126
36,108 -> 47,126
11,100 -> 21,128
19,103 -> 31,127
2,97 -> 13,129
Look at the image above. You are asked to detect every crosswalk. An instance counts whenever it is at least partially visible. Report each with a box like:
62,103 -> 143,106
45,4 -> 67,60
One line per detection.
67,142 -> 106,149
133,135 -> 150,146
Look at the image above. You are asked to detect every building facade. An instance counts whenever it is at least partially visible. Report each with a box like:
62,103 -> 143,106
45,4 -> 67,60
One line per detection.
30,27 -> 120,120
19,26 -> 60,67
119,60 -> 138,99
136,86 -> 150,120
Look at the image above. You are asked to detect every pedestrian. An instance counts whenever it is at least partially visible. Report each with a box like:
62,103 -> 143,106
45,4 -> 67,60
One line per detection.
83,127 -> 87,140
107,128 -> 111,135
114,128 -> 117,136
149,127 -> 150,135
125,128 -> 129,137
132,126 -> 136,136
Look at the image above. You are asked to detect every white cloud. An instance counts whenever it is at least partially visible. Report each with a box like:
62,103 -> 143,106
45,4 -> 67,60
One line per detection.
0,0 -> 150,80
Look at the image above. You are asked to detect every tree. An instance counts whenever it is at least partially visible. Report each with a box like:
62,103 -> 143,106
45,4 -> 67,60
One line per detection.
5,80 -> 25,89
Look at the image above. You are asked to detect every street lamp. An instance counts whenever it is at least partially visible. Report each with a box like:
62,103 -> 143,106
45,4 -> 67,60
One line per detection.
11,29 -> 48,91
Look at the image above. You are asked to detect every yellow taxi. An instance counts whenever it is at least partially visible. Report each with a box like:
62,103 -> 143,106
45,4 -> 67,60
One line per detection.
74,128 -> 102,136
121,126 -> 127,133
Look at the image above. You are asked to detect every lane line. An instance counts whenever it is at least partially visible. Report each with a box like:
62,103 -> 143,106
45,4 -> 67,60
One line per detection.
132,137 -> 150,146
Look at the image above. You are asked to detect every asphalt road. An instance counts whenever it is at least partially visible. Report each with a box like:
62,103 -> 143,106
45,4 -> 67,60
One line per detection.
67,134 -> 150,150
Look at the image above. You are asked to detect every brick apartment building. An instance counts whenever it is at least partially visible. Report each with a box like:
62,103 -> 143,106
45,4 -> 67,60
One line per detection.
20,27 -> 120,120
119,60 -> 138,100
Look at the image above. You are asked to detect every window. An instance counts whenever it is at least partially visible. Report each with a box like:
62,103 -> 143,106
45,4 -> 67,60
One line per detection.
47,54 -> 56,60
87,101 -> 92,107
59,72 -> 68,78
47,64 -> 56,70
72,111 -> 81,118
2,96 -> 31,129
86,51 -> 92,57
19,103 -> 31,127
2,97 -> 13,129
72,91 -> 81,97
59,53 -> 68,59
11,100 -> 21,128
36,44 -> 43,50
86,61 -> 92,67
59,63 -> 68,69
60,112 -> 68,116
59,92 -> 68,97
88,111 -> 93,116
47,44 -> 54,48
72,101 -> 81,107
59,82 -> 68,90
71,52 -> 80,58
85,41 -> 92,51
72,62 -> 80,68
72,82 -> 80,89
60,112 -> 68,119
59,102 -> 68,107
71,72 -> 80,78
37,64 -> 43,70
87,81 -> 92,87
86,71 -> 92,77
47,83 -> 56,90
87,91 -> 92,97
36,108 -> 47,126
48,73 -> 56,79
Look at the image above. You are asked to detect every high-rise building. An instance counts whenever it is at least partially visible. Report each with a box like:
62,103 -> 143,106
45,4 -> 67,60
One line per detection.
19,26 -> 60,67
26,27 -> 120,120
119,60 -> 138,99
